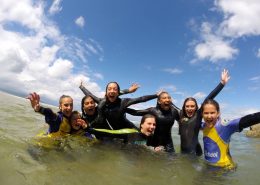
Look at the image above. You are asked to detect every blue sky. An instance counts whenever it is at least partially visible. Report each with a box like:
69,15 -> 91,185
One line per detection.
0,0 -> 260,120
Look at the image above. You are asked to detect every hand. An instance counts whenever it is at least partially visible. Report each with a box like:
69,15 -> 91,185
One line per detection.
221,69 -> 231,85
80,80 -> 84,87
128,83 -> 140,93
27,92 -> 41,112
156,90 -> 164,97
76,119 -> 88,129
154,146 -> 165,152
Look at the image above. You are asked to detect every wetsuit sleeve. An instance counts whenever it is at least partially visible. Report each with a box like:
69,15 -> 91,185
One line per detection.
196,82 -> 225,128
126,108 -> 151,116
238,112 -> 260,132
37,106 -> 58,125
38,106 -> 56,118
119,89 -> 132,95
124,94 -> 158,107
204,82 -> 225,101
79,84 -> 102,103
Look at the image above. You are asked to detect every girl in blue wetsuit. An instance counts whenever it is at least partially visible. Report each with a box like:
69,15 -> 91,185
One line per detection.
201,99 -> 260,169
178,69 -> 230,156
27,92 -> 73,137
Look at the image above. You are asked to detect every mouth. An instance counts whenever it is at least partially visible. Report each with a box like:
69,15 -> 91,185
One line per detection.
88,108 -> 94,112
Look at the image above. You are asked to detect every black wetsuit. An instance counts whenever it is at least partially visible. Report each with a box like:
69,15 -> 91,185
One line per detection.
126,106 -> 180,152
179,82 -> 225,156
82,107 -> 98,127
95,95 -> 158,130
80,85 -> 157,130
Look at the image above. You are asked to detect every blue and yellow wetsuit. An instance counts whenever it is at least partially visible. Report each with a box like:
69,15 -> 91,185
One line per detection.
202,112 -> 260,168
37,106 -> 71,137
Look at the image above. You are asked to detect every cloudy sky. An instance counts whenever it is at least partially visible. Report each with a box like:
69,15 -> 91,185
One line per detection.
1,0 -> 260,120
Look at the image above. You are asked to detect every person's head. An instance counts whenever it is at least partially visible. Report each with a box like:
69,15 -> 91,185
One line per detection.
81,96 -> 96,116
70,111 -> 82,130
156,91 -> 172,110
59,95 -> 73,117
140,114 -> 156,136
201,99 -> 220,128
182,97 -> 198,118
105,82 -> 120,103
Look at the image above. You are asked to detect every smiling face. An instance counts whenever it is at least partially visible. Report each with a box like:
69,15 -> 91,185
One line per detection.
140,116 -> 156,136
158,92 -> 172,110
106,82 -> 119,102
59,97 -> 73,117
202,103 -> 220,128
184,100 -> 197,118
83,96 -> 96,115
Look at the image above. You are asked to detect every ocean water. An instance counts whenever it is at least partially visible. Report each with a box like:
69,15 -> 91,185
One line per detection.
0,91 -> 259,185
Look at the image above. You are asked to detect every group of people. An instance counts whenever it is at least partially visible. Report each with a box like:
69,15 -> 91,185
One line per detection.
27,69 -> 260,169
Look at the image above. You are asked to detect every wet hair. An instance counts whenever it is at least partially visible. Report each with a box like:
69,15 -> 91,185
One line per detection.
181,97 -> 198,118
156,91 -> 170,108
81,95 -> 95,118
139,114 -> 156,129
201,99 -> 220,113
105,82 -> 120,95
70,110 -> 81,122
59,95 -> 73,105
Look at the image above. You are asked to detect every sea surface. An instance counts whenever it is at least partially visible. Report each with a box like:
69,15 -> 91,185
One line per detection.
0,91 -> 259,185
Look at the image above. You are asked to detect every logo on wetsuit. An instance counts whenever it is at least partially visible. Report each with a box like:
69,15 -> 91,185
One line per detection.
203,137 -> 221,163
205,151 -> 218,158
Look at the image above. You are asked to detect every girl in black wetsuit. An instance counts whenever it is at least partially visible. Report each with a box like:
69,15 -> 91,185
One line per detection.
178,69 -> 230,156
127,69 -> 230,154
80,83 -> 139,128
80,82 -> 159,130
126,92 -> 179,152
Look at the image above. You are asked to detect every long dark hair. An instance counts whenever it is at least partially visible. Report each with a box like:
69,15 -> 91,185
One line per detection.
105,81 -> 121,100
81,95 -> 94,119
180,97 -> 198,119
156,91 -> 169,108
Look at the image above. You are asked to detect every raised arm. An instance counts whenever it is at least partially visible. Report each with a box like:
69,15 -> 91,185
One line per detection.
27,92 -> 41,112
26,92 -> 56,118
79,81 -> 102,103
204,69 -> 230,100
120,83 -> 140,95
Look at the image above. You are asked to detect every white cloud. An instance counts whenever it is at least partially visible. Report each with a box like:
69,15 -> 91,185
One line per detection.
249,76 -> 260,82
0,0 -> 104,108
75,16 -> 85,28
159,85 -> 177,92
94,73 -> 104,80
163,68 -> 183,74
216,0 -> 260,38
0,0 -> 43,30
193,92 -> 206,100
193,22 -> 239,62
49,0 -> 63,15
192,0 -> 260,63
